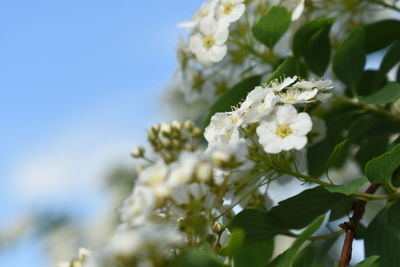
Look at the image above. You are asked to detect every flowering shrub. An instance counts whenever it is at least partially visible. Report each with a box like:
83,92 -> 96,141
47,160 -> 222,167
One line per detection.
59,0 -> 400,266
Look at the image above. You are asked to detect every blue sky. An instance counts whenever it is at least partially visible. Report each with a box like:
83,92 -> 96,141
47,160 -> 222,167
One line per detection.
0,1 -> 202,266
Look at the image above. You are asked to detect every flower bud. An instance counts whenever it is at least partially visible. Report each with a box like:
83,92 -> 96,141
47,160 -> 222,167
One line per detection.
131,147 -> 145,158
183,120 -> 194,131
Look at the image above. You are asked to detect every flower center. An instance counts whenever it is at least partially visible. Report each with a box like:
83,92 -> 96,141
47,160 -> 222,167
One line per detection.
276,124 -> 292,138
203,35 -> 215,49
223,2 -> 234,15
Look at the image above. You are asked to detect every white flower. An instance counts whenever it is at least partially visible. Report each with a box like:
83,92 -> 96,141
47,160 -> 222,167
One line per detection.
167,151 -> 198,188
204,111 -> 242,146
267,76 -> 298,92
109,223 -> 184,258
256,104 -> 312,153
120,186 -> 156,225
293,78 -> 333,101
178,0 -> 218,29
189,17 -> 229,65
276,88 -> 318,104
137,161 -> 169,198
239,86 -> 279,123
216,0 -> 246,23
293,78 -> 333,91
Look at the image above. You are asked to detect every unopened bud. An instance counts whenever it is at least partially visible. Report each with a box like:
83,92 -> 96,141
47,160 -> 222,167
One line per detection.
212,221 -> 225,235
192,127 -> 202,138
171,120 -> 182,131
131,147 -> 145,158
160,123 -> 172,136
183,120 -> 195,131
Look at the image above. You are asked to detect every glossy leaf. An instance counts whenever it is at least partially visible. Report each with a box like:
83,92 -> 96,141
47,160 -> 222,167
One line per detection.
269,187 -> 349,229
365,144 -> 400,184
362,82 -> 400,105
270,216 -> 325,267
292,18 -> 334,75
333,28 -> 366,90
324,177 -> 368,196
228,209 -> 281,244
266,56 -> 296,83
354,255 -> 380,267
234,239 -> 274,267
364,19 -> 400,53
252,6 -> 291,49
365,201 -> 400,267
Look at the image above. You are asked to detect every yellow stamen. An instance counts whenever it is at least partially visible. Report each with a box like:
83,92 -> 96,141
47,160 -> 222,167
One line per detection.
203,35 -> 215,49
276,124 -> 292,138
223,2 -> 234,15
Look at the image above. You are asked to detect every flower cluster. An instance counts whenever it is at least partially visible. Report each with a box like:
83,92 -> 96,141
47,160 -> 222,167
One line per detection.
181,0 -> 245,66
205,76 -> 333,153
70,120 -> 270,267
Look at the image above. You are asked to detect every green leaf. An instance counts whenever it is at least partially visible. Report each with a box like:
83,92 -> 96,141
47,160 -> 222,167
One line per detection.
379,40 -> 400,75
293,236 -> 338,267
272,216 -> 325,267
221,229 -> 245,257
353,256 -> 380,267
354,257 -> 379,267
326,139 -> 348,172
304,24 -> 332,75
228,209 -> 281,244
266,56 -> 296,83
365,144 -> 400,184
170,249 -> 223,267
202,75 -> 262,129
356,70 -> 388,97
307,104 -> 359,177
362,82 -> 400,105
234,239 -> 274,267
292,18 -> 334,75
333,28 -> 366,90
364,201 -> 400,267
324,177 -> 368,196
252,6 -> 291,49
364,20 -> 400,53
269,187 -> 349,229
293,18 -> 335,56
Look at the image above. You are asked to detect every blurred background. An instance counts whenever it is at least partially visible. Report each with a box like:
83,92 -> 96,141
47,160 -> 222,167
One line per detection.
0,1 -> 203,266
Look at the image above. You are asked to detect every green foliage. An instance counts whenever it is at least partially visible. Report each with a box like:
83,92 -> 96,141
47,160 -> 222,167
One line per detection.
326,139 -> 348,174
292,18 -> 335,75
379,40 -> 400,75
228,209 -> 281,244
202,75 -> 262,128
353,255 -> 380,267
252,6 -> 291,49
268,216 -> 325,267
364,20 -> 400,53
365,201 -> 400,267
234,240 -> 274,267
362,82 -> 400,105
324,177 -> 368,196
169,249 -> 224,267
269,187 -> 349,229
293,236 -> 338,267
266,56 -> 296,83
365,144 -> 400,185
333,28 -> 366,92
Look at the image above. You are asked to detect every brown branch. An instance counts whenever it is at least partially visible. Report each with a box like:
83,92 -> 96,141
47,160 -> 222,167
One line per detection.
338,184 -> 380,267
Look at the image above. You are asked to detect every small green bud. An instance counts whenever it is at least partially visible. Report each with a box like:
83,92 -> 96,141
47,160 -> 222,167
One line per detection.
131,147 -> 145,158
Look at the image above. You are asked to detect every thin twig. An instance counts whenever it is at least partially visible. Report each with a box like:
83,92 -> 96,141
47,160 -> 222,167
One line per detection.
338,184 -> 380,267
